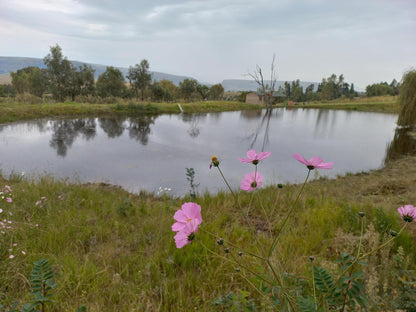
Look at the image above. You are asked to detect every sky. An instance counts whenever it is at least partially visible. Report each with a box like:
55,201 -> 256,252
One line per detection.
1,0 -> 415,90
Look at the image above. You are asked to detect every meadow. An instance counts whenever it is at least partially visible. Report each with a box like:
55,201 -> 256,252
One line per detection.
1,96 -> 415,311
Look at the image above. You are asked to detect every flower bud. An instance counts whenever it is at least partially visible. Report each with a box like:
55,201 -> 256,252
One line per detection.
358,212 -> 365,218
390,230 -> 397,237
211,156 -> 220,167
217,238 -> 224,245
235,267 -> 240,272
309,256 -> 315,262
277,184 -> 283,189
224,248 -> 230,254
238,251 -> 243,256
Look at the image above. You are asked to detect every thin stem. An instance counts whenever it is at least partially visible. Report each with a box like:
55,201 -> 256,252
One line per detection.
200,228 -> 266,261
359,222 -> 407,260
268,170 -> 311,258
312,264 -> 317,307
199,241 -> 274,285
216,166 -> 237,200
356,216 -> 365,259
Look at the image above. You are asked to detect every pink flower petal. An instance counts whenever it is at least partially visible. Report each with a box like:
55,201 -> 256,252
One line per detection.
292,153 -> 308,165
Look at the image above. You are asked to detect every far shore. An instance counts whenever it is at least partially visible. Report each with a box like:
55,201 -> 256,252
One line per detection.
0,95 -> 399,124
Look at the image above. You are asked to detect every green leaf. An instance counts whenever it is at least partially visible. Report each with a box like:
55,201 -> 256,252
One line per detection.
297,296 -> 316,312
313,266 -> 334,294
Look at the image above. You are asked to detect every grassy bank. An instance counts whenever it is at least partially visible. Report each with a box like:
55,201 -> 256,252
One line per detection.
0,100 -> 260,124
301,95 -> 400,113
1,154 -> 415,311
0,95 -> 400,124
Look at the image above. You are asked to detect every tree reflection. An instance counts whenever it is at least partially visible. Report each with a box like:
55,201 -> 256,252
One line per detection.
99,117 -> 125,138
128,116 -> 156,145
49,118 -> 96,157
384,127 -> 416,164
247,108 -> 283,151
180,113 -> 207,138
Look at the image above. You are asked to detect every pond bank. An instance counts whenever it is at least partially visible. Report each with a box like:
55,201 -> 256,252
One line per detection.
0,96 -> 399,123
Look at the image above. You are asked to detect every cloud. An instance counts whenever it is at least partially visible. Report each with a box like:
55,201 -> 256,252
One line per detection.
1,0 -> 415,88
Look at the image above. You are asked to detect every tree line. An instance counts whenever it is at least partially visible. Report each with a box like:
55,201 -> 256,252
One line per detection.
1,44 -> 403,101
7,45 -> 224,102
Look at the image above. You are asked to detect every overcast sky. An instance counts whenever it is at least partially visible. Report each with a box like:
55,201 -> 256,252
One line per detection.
1,0 -> 415,90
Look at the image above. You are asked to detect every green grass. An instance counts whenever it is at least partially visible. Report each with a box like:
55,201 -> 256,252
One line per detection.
1,155 -> 415,311
0,95 -> 400,124
299,95 -> 400,113
0,99 -> 260,123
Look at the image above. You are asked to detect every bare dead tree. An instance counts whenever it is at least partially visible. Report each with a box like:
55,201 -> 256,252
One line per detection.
248,54 -> 278,108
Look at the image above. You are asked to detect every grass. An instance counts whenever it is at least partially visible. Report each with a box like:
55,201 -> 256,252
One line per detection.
0,95 -> 400,124
299,95 -> 400,113
0,99 -> 260,124
1,155 -> 415,311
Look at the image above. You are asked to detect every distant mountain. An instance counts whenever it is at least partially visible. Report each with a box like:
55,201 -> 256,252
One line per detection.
221,79 -> 319,92
0,56 -> 194,86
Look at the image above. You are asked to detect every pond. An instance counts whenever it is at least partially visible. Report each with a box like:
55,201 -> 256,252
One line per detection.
0,108 -> 402,196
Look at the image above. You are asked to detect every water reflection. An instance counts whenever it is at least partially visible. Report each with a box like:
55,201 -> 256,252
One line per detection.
181,113 -> 207,138
127,115 -> 156,145
99,117 -> 125,138
385,127 -> 416,163
50,118 -> 97,157
0,109 -> 400,196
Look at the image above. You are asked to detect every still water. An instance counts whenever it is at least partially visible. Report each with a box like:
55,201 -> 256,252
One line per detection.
0,108 -> 400,196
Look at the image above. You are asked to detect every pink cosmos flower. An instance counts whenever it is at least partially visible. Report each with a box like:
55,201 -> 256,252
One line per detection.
172,202 -> 202,232
397,204 -> 416,222
6,198 -> 12,203
240,172 -> 263,192
239,150 -> 271,165
174,219 -> 199,248
293,154 -> 333,170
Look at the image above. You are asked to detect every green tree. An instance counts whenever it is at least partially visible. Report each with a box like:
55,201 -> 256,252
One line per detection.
76,64 -> 95,96
390,79 -> 400,95
44,44 -> 77,101
305,84 -> 315,101
366,82 -> 394,97
10,70 -> 29,94
11,66 -> 47,97
179,78 -> 197,101
284,81 -> 291,99
159,79 -> 178,100
127,60 -> 152,101
349,83 -> 356,99
151,82 -> 165,102
320,74 -> 338,100
96,66 -> 126,98
28,67 -> 48,97
397,70 -> 416,127
208,83 -> 224,100
196,83 -> 209,100
290,79 -> 304,102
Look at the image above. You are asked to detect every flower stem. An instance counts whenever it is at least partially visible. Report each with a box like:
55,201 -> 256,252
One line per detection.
200,228 -> 266,261
216,166 -> 237,200
268,169 -> 311,258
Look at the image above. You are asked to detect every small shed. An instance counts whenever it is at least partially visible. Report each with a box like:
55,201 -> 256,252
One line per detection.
245,92 -> 263,105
